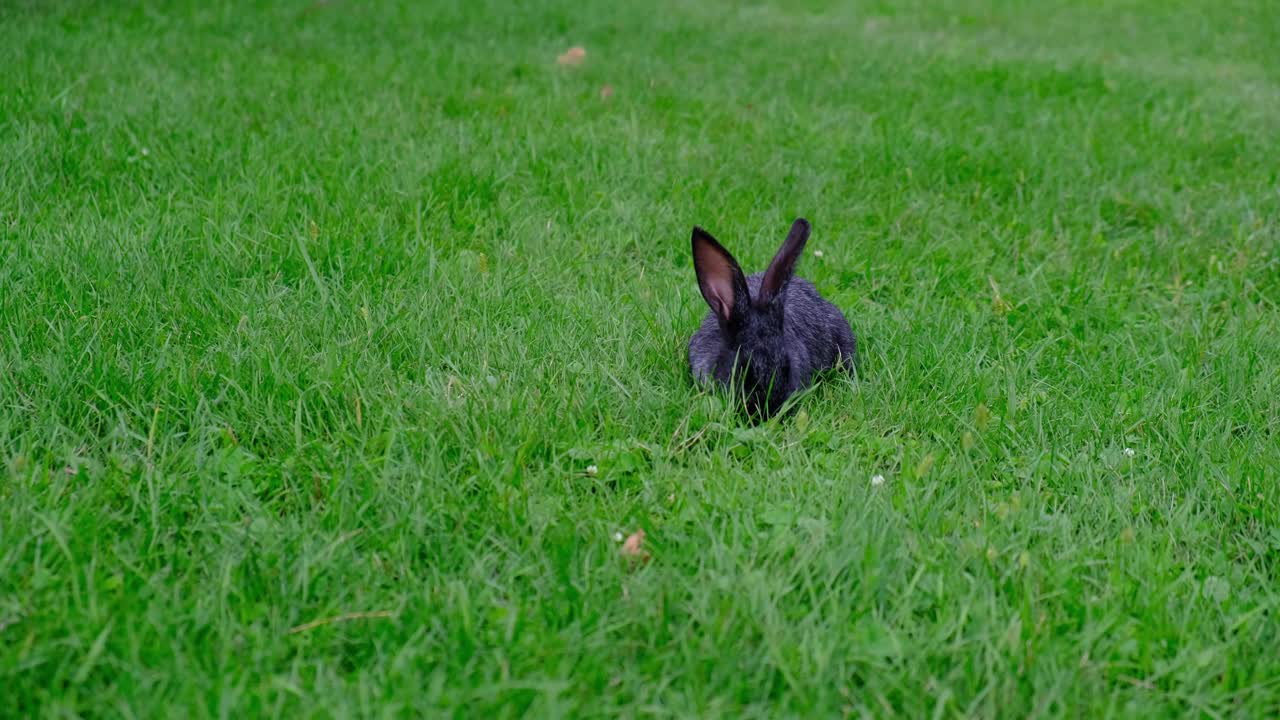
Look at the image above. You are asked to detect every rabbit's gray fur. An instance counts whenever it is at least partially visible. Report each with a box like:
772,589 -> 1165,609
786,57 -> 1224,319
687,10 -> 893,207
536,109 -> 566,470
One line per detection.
687,219 -> 855,418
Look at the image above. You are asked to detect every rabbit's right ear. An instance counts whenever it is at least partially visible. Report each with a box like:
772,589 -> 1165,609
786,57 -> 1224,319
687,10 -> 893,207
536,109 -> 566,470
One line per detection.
692,226 -> 749,324
758,218 -> 810,305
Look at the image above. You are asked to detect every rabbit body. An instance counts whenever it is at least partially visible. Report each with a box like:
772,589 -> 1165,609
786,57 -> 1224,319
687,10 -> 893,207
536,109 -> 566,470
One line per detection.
687,219 -> 855,417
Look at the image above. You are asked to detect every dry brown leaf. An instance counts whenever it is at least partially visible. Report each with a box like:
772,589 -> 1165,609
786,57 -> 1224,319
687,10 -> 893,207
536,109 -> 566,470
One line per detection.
557,46 -> 586,66
301,0 -> 331,16
600,84 -> 614,100
620,528 -> 650,564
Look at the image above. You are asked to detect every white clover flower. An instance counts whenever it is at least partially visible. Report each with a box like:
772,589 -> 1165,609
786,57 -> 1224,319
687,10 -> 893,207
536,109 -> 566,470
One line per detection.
1123,448 -> 1135,458
812,250 -> 824,258
871,474 -> 886,486
586,464 -> 598,476
613,532 -> 624,543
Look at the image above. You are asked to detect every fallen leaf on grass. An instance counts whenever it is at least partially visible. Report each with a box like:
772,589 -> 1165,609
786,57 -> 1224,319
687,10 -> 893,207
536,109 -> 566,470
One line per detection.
620,528 -> 650,564
557,46 -> 586,66
301,0 -> 332,16
600,84 -> 614,100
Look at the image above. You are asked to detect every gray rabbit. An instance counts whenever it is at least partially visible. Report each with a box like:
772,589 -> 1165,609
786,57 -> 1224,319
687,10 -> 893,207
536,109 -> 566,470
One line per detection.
688,218 -> 856,417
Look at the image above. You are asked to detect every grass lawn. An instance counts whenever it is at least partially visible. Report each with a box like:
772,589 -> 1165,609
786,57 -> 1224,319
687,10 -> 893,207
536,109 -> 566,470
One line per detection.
3,0 -> 1280,715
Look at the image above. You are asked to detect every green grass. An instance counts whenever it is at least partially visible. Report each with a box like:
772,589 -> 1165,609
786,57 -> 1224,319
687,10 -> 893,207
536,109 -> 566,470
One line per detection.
3,0 -> 1280,715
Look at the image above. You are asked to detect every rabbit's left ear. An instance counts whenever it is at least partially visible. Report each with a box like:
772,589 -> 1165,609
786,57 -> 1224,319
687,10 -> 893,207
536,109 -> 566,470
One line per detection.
758,218 -> 810,304
692,226 -> 749,325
